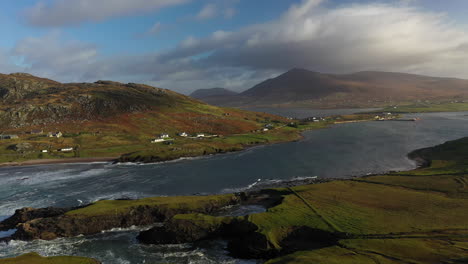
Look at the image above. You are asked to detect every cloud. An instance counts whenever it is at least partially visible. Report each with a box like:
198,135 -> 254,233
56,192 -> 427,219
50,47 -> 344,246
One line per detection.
8,0 -> 468,94
196,4 -> 218,20
156,0 -> 468,81
12,32 -> 99,81
24,0 -> 190,27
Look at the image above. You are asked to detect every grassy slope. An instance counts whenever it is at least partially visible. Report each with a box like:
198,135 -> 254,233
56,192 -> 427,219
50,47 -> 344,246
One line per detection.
261,137 -> 468,263
57,136 -> 468,263
0,253 -> 100,264
378,101 -> 468,113
4,137 -> 468,263
146,137 -> 468,263
65,194 -> 238,217
0,92 -> 293,163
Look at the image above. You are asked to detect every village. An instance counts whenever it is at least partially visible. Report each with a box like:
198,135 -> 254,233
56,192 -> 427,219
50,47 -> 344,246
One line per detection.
0,123 -> 278,160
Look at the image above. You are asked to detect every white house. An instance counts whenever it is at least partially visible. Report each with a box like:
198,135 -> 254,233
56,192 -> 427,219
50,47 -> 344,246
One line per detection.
41,150 -> 48,153
196,133 -> 205,138
159,133 -> 170,139
262,128 -> 269,132
48,132 -> 63,138
151,138 -> 166,143
58,147 -> 73,152
178,132 -> 188,137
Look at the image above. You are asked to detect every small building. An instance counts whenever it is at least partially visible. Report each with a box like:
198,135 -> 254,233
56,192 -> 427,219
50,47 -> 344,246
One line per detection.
151,138 -> 166,143
41,150 -> 48,153
159,133 -> 170,139
196,133 -> 205,138
0,135 -> 19,140
58,147 -> 73,152
265,124 -> 274,129
48,132 -> 63,138
178,132 -> 188,137
262,128 -> 269,132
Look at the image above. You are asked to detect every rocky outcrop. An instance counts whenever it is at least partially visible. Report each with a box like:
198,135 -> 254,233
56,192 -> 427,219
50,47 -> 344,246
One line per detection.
0,207 -> 72,231
1,194 -> 242,241
0,73 -> 59,101
137,213 -> 343,259
137,214 -> 257,244
0,73 -> 179,128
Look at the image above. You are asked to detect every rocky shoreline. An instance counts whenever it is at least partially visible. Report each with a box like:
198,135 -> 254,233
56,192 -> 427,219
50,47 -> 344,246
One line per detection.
2,137 -> 467,263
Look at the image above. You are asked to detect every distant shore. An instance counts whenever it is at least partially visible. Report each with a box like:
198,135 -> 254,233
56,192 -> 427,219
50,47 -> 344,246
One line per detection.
0,157 -> 117,168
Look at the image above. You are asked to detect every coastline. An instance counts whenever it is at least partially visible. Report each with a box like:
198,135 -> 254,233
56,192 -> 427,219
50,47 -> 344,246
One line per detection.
0,157 -> 118,168
0,120 -> 372,169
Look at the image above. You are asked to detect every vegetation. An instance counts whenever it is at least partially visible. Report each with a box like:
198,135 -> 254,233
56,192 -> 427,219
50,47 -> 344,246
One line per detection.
0,253 -> 100,264
66,194 -> 238,217
377,101 -> 468,113
3,137 -> 468,263
149,137 -> 468,262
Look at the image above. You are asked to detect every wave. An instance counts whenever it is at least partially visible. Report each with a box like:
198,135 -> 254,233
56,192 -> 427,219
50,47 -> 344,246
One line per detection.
220,176 -> 320,193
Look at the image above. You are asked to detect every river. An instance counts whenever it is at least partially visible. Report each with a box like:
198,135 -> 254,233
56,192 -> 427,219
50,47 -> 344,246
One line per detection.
1,110 -> 467,263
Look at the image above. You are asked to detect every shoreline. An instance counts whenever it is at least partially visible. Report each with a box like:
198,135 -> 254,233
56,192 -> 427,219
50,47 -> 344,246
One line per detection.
0,157 -> 118,168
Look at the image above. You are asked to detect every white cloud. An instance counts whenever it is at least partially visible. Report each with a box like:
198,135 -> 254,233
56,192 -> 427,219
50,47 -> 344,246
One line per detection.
6,0 -> 468,94
196,4 -> 217,20
159,0 -> 468,79
24,0 -> 190,27
12,32 -> 98,81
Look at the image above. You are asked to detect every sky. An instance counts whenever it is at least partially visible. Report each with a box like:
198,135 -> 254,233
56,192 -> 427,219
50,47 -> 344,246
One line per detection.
1,0 -> 468,94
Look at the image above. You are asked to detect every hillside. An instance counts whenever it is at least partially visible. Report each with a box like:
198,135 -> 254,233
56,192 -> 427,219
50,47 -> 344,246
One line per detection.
0,73 -> 296,164
198,69 -> 468,108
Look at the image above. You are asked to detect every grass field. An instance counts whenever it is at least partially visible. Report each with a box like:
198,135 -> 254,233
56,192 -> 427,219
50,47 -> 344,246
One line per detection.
151,137 -> 468,263
378,101 -> 468,113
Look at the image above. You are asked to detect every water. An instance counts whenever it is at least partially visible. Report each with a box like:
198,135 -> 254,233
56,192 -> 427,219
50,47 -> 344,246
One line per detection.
1,111 -> 468,263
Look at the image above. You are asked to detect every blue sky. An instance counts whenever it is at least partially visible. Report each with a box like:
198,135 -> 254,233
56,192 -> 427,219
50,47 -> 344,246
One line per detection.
1,0 -> 468,93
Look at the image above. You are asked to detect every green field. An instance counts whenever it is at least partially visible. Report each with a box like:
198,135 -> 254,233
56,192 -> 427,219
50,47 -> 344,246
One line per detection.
143,137 -> 468,263
378,101 -> 468,113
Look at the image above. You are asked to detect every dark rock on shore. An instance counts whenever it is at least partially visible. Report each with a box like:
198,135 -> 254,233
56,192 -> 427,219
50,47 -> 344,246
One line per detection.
0,207 -> 71,231
0,194 -> 242,241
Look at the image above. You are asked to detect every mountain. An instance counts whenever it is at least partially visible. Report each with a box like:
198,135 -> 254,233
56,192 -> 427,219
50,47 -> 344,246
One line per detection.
210,69 -> 468,108
190,88 -> 238,99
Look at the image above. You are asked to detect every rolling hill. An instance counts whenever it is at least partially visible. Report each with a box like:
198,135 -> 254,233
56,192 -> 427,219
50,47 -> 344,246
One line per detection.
0,73 -> 296,164
193,69 -> 468,108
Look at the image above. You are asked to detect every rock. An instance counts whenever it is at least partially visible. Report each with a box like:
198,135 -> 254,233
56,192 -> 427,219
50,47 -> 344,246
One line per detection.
0,207 -> 71,231
5,194 -> 242,240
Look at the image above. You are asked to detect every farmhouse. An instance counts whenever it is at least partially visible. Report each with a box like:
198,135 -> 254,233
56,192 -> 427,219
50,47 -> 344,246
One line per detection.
151,138 -> 166,143
48,132 -> 63,138
58,147 -> 73,152
196,133 -> 205,138
178,132 -> 188,137
159,133 -> 170,139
